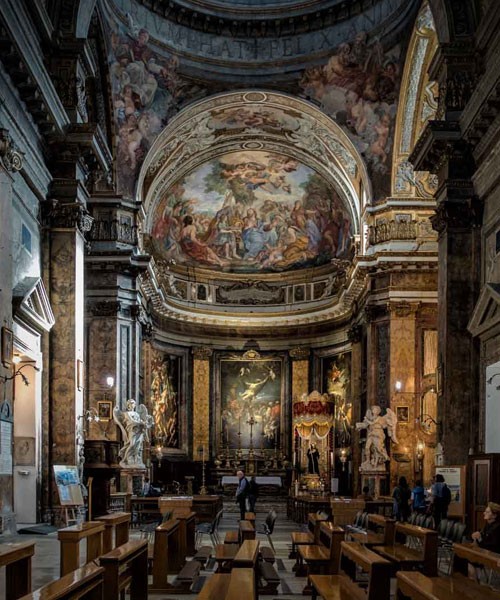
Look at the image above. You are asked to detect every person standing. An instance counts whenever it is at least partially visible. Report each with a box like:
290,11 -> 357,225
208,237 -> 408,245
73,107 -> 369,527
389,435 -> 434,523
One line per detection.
247,476 -> 259,513
429,473 -> 451,526
411,479 -> 427,513
236,470 -> 249,520
392,476 -> 411,521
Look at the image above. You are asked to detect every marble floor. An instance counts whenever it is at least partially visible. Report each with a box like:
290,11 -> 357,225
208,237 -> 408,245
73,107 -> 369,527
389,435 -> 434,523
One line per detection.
0,503 -> 309,599
1,503 -> 482,600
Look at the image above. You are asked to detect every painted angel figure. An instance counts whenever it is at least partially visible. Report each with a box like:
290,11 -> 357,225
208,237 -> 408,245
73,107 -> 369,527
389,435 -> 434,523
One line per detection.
114,399 -> 153,469
356,405 -> 398,471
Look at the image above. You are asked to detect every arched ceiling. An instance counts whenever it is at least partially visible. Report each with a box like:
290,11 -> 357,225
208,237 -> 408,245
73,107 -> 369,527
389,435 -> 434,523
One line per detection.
138,91 -> 370,335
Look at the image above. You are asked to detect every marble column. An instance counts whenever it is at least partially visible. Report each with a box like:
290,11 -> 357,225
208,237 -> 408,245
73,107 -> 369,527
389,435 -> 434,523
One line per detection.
45,201 -> 91,512
192,347 -> 212,460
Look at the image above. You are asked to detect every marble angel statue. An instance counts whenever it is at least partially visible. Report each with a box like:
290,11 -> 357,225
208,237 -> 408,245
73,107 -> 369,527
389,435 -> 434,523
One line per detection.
114,399 -> 153,469
356,405 -> 398,471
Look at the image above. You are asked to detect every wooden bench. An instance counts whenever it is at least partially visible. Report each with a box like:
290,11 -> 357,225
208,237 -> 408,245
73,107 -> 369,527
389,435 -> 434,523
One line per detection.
150,518 -> 182,591
214,543 -> 239,573
396,570 -> 500,600
99,538 -> 148,600
177,511 -> 197,558
196,568 -> 256,600
57,521 -> 105,576
239,520 -> 256,543
396,543 -> 500,599
310,540 -> 392,600
297,523 -> 344,591
373,522 -> 438,576
290,512 -> 329,560
224,531 -> 240,545
244,512 -> 256,528
0,541 -> 35,599
95,511 -> 130,553
18,563 -> 104,600
351,514 -> 396,547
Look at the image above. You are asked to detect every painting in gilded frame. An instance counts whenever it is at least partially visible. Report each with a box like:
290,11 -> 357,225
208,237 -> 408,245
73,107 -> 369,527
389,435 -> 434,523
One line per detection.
321,352 -> 352,447
216,352 -> 285,452
149,349 -> 180,449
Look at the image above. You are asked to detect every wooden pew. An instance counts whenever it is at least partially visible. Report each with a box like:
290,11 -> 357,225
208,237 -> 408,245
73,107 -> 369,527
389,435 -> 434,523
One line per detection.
351,514 -> 396,547
297,523 -> 344,591
396,543 -> 500,599
18,563 -> 104,600
99,538 -> 148,600
373,521 -> 438,576
214,543 -> 239,573
310,541 -> 392,600
150,518 -> 181,591
0,541 -> 35,599
244,512 -> 256,528
239,520 -> 256,543
57,521 -> 105,576
150,518 -> 201,594
290,512 -> 329,560
197,568 -> 256,600
177,511 -> 197,558
396,570 -> 500,600
233,541 -> 259,600
452,541 -> 500,575
95,511 -> 130,553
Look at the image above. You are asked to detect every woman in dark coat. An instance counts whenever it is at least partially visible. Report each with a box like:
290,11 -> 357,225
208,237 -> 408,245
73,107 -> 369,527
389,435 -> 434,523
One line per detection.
392,476 -> 411,522
471,501 -> 500,552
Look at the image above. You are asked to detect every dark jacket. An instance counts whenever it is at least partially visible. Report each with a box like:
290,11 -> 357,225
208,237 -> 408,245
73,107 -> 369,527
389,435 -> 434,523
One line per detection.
478,520 -> 500,553
248,478 -> 259,497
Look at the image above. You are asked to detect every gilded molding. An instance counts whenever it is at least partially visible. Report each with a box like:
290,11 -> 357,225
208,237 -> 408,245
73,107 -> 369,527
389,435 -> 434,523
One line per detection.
289,347 -> 310,361
192,346 -> 213,361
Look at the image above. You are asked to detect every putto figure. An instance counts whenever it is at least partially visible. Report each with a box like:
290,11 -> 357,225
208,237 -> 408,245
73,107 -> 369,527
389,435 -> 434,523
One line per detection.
114,399 -> 153,468
356,405 -> 398,471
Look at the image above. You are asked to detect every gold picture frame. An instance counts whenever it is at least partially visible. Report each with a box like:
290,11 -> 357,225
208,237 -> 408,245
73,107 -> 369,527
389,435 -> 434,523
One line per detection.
1,327 -> 13,368
97,400 -> 112,422
396,406 -> 409,423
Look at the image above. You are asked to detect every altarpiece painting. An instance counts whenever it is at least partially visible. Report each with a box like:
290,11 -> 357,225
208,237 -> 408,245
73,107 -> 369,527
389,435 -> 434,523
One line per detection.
149,349 -> 180,449
213,351 -> 288,456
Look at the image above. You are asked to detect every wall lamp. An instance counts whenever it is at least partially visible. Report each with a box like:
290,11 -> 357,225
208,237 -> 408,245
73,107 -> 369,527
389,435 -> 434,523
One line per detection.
0,360 -> 40,386
416,440 -> 425,471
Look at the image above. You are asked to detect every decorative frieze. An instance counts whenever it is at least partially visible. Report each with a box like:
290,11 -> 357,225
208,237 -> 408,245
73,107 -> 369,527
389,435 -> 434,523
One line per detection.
88,300 -> 121,316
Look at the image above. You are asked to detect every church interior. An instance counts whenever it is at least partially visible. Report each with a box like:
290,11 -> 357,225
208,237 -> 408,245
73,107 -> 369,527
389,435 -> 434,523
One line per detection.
1,0 -> 500,598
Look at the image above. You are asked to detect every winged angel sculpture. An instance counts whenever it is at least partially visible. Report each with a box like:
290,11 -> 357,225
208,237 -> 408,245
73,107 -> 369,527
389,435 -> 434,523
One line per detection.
114,399 -> 153,469
356,405 -> 398,472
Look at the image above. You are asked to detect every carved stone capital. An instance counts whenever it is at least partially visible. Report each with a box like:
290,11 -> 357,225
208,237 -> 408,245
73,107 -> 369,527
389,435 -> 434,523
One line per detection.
193,346 -> 213,361
387,301 -> 420,318
289,347 -> 310,361
0,129 -> 23,172
430,199 -> 483,234
88,300 -> 122,317
44,201 -> 94,235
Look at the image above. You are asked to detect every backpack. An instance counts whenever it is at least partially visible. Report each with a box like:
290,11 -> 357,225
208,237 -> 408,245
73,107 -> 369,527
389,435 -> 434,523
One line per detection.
442,484 -> 451,506
248,479 -> 259,497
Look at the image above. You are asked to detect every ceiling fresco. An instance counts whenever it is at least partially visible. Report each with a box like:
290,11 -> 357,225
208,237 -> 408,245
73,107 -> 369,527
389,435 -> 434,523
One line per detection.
105,0 -> 416,201
150,150 -> 353,273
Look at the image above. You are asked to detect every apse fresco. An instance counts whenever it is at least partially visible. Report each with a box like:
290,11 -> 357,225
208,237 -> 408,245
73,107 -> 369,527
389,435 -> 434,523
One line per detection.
300,33 -> 401,199
151,151 -> 353,273
149,350 -> 179,448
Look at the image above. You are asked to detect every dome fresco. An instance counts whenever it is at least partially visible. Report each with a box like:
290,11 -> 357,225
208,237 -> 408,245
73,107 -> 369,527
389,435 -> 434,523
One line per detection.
150,151 -> 353,273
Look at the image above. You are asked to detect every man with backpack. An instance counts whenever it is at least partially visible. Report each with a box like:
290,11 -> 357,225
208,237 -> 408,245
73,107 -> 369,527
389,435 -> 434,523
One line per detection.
429,473 -> 451,525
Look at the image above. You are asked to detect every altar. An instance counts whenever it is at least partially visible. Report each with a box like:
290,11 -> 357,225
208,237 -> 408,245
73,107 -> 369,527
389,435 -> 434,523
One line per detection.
220,475 -> 283,495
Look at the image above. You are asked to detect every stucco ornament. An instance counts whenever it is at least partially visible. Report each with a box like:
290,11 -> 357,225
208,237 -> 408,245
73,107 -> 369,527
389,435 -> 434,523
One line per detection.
114,399 -> 153,468
356,405 -> 398,472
